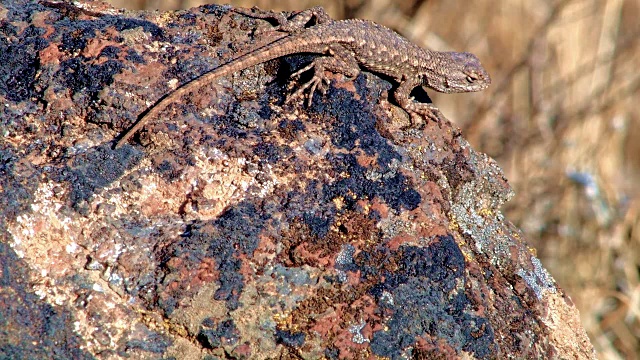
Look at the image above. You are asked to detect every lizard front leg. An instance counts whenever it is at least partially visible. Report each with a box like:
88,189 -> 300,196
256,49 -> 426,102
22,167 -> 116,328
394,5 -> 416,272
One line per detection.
393,74 -> 442,126
287,44 -> 360,106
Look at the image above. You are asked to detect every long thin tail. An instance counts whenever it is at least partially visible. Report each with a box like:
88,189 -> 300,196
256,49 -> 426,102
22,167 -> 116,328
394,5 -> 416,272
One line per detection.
113,35 -> 307,149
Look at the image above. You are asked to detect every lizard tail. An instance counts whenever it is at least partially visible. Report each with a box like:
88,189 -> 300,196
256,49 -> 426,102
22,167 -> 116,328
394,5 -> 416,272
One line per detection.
114,36 -> 309,149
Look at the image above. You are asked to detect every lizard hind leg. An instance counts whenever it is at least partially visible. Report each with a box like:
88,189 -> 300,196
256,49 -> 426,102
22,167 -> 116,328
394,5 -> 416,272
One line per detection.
233,6 -> 332,33
277,6 -> 332,31
286,44 -> 360,107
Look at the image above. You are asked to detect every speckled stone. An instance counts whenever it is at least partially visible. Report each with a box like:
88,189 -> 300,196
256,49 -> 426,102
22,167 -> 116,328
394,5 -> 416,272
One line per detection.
0,1 -> 595,359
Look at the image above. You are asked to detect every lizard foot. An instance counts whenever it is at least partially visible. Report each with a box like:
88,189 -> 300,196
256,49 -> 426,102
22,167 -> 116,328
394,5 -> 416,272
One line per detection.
232,8 -> 293,37
232,6 -> 331,33
286,63 -> 331,106
404,102 -> 442,127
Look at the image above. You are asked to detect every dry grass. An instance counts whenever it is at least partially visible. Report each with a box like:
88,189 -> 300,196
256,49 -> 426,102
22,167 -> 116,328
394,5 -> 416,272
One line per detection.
106,0 -> 640,357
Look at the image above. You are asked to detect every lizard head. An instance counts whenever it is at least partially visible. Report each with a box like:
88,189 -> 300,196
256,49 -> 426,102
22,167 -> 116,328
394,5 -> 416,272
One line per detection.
422,52 -> 491,94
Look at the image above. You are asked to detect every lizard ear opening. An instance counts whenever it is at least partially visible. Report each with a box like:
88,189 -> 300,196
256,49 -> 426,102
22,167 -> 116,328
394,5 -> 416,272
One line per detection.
421,74 -> 442,89
424,73 -> 450,92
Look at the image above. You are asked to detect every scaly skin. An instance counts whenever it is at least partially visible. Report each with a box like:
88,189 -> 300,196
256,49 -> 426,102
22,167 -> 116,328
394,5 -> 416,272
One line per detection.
115,7 -> 490,148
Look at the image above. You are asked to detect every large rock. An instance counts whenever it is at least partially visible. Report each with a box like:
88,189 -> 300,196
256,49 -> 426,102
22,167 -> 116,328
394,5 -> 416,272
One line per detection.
0,0 -> 595,358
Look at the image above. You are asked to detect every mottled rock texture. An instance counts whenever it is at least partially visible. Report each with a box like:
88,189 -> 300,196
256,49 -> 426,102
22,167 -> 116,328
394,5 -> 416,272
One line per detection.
0,0 -> 595,359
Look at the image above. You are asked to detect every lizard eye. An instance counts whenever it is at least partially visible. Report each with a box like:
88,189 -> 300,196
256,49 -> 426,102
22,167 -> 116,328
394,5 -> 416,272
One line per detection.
466,75 -> 475,83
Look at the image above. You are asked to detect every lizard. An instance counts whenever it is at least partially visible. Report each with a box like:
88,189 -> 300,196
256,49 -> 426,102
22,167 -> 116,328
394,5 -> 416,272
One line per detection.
114,6 -> 491,149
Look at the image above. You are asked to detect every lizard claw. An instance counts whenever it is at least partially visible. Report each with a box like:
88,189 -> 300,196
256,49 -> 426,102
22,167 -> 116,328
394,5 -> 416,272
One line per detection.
288,75 -> 331,106
407,105 -> 441,127
287,66 -> 331,107
290,62 -> 314,79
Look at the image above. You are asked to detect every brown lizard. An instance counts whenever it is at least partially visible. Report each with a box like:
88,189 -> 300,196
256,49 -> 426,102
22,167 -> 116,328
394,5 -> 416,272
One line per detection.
114,6 -> 491,148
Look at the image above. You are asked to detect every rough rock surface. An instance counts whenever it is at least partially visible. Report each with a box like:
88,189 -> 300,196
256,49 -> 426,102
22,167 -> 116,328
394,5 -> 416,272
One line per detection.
0,1 -> 595,359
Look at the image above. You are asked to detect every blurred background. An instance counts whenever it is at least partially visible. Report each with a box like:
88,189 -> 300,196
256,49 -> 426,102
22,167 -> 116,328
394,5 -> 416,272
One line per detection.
106,0 -> 640,358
